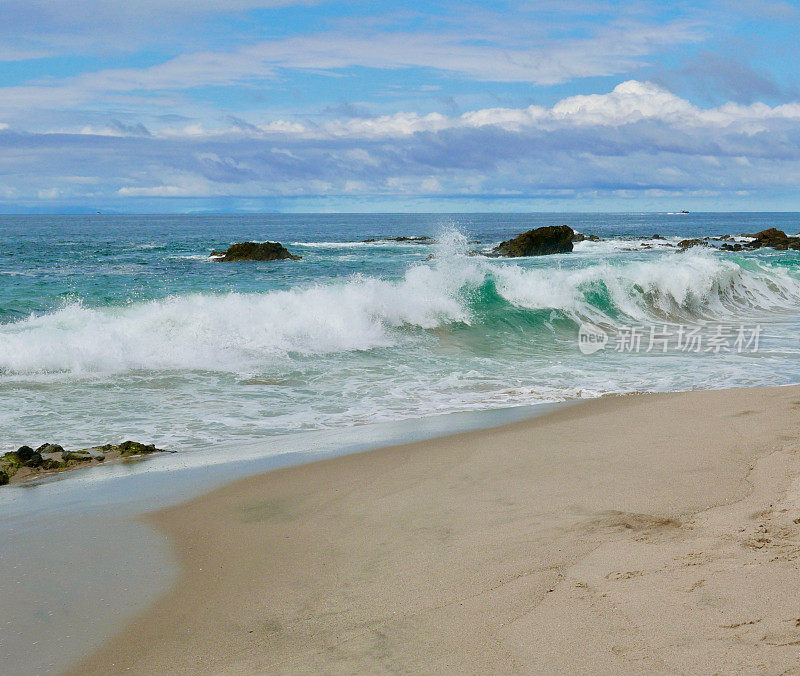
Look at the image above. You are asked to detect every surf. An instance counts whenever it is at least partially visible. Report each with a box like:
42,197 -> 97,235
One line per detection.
2,230 -> 800,376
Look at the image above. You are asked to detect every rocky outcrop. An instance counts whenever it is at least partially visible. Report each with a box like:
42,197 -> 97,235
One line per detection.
102,440 -> 164,456
678,238 -> 708,249
211,242 -> 301,261
492,225 -> 575,257
1,440 -> 172,485
741,228 -> 800,250
362,236 -> 435,244
571,232 -> 600,243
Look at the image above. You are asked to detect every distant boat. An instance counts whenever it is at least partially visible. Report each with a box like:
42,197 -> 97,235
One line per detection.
680,210 -> 690,214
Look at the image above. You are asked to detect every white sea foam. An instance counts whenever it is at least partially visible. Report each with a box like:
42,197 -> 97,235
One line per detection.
2,234 -> 799,375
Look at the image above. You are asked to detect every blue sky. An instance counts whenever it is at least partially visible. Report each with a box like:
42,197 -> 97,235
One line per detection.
1,0 -> 800,212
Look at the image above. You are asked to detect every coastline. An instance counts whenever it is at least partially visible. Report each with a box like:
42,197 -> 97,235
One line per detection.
0,401 -> 563,675
72,385 -> 800,674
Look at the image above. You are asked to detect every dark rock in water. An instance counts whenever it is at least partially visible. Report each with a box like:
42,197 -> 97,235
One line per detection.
362,236 -> 435,244
652,233 -> 664,239
571,232 -> 600,243
15,446 -> 34,463
743,227 -> 788,242
740,228 -> 800,251
212,242 -> 301,261
678,238 -> 707,249
492,225 -> 575,257
721,243 -> 743,251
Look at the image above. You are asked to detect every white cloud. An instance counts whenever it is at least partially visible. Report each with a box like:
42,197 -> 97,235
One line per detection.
0,18 -> 703,115
170,81 -> 800,140
6,81 -> 800,204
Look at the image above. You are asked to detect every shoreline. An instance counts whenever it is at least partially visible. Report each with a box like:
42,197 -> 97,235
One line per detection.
72,385 -> 800,674
0,400 -> 564,676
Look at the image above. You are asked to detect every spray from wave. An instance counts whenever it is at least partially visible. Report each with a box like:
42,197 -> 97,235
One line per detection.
2,229 -> 800,375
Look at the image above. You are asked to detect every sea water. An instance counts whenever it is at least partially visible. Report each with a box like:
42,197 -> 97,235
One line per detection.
2,212 -> 800,455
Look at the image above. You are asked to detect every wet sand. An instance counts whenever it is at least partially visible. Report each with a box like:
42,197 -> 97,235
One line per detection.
74,386 -> 800,674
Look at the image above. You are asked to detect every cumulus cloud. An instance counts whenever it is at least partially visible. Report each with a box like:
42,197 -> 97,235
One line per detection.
4,81 -> 800,208
145,81 -> 800,140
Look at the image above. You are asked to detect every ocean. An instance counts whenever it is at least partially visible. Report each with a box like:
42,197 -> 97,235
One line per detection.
2,212 -> 800,455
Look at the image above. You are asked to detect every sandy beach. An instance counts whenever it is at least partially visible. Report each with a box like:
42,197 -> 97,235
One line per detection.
72,385 -> 800,674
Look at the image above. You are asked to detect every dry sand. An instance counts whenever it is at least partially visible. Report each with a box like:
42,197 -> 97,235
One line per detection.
73,386 -> 800,674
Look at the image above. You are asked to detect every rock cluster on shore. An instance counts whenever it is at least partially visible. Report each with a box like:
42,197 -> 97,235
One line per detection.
211,241 -> 301,261
0,441 -> 169,485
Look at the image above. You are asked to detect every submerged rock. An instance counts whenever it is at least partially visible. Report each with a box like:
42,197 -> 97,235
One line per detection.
211,241 -> 301,261
492,225 -> 575,257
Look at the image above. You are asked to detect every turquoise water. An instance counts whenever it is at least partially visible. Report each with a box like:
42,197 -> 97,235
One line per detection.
2,212 -> 800,454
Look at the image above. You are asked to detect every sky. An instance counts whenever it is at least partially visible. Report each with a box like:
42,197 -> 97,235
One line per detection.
1,0 -> 800,212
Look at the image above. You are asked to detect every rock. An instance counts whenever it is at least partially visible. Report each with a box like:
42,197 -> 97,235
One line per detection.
678,238 -> 707,249
571,232 -> 600,243
492,225 -> 575,257
36,443 -> 64,455
0,440 -> 171,486
62,450 -> 92,462
103,440 -> 166,456
211,242 -> 301,261
721,243 -> 743,251
15,446 -> 35,463
362,236 -> 435,244
740,228 -> 800,250
652,233 -> 664,239
743,227 -> 788,242
25,452 -> 43,468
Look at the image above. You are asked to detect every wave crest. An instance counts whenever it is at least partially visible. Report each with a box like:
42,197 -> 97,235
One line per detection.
2,235 -> 799,374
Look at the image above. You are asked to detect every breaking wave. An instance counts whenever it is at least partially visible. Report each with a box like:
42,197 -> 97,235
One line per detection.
2,230 -> 800,375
